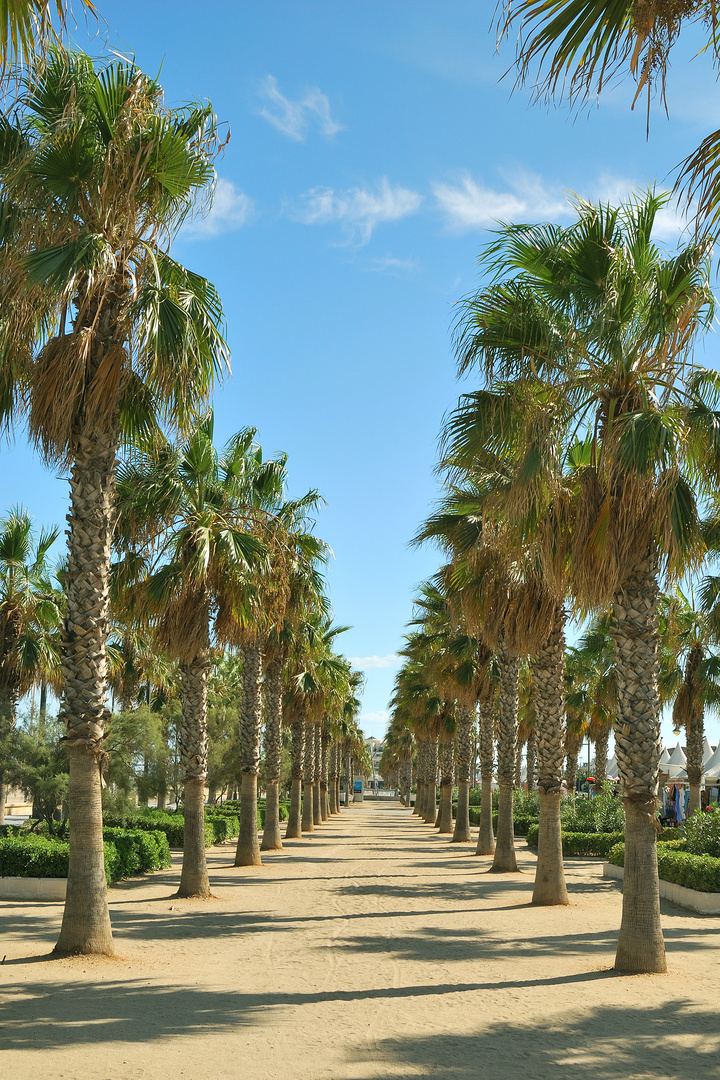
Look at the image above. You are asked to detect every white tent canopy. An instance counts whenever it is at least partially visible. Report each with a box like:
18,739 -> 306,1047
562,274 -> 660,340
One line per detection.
704,743 -> 720,781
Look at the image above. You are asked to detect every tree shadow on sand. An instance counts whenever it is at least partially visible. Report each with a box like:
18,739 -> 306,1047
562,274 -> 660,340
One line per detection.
343,999 -> 720,1080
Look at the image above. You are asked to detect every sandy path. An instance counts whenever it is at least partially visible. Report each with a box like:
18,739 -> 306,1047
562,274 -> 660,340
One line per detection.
1,802 -> 720,1080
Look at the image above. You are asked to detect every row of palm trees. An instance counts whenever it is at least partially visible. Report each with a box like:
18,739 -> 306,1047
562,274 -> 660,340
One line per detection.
384,191 -> 720,975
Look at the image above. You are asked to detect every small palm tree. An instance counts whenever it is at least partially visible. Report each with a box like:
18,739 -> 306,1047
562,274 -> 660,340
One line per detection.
0,507 -> 62,822
115,417 -> 285,896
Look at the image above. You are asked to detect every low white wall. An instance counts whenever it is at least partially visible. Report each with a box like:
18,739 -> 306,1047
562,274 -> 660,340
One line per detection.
602,863 -> 720,915
0,876 -> 67,901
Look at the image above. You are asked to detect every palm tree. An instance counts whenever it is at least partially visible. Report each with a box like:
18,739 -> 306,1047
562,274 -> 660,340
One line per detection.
452,192 -> 718,971
0,50 -> 227,955
0,507 -> 62,822
0,1 -> 97,74
498,1 -> 720,235
661,588 -> 720,814
115,418 -> 282,896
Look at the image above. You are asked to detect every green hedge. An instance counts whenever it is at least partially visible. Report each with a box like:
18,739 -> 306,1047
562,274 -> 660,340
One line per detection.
0,828 -> 172,883
206,814 -> 239,844
465,807 -> 537,836
526,825 -> 683,856
105,811 -> 215,849
103,828 -> 172,877
608,841 -> 720,893
0,835 -> 120,883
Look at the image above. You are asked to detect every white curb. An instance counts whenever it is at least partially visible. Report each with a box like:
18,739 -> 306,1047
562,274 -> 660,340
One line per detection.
0,876 -> 67,901
602,863 -> 720,915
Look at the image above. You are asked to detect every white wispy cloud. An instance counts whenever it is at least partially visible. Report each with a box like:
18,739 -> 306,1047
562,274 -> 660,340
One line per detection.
182,178 -> 254,240
259,75 -> 342,141
433,171 -> 568,231
364,255 -> 421,274
434,170 -> 690,241
292,178 -> 423,244
349,654 -> 399,670
359,710 -> 390,725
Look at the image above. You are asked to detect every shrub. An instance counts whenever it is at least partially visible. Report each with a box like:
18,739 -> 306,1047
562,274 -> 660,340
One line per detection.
104,811 -> 214,849
685,807 -> 720,857
0,835 -> 70,877
561,785 -> 624,833
103,828 -> 172,876
206,814 -> 239,843
529,826 -> 683,856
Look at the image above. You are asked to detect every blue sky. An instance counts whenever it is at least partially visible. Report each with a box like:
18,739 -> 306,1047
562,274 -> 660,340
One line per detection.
3,2 -> 719,743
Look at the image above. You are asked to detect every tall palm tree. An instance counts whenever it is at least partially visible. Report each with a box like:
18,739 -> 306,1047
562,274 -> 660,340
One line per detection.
115,418 -> 281,896
0,507 -> 61,822
0,50 -> 227,955
452,192 -> 718,971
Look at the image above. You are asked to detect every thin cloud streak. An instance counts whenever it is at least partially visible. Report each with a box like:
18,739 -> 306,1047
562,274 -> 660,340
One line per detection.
293,178 -> 423,245
349,654 -> 399,670
259,75 -> 342,141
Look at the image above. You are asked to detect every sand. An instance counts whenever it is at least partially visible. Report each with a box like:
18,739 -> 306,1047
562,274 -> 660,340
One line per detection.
1,801 -> 719,1080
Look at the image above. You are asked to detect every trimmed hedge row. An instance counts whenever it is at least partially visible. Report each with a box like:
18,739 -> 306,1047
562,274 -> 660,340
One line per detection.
525,826 -> 684,856
465,807 -> 537,837
608,840 -> 720,893
0,827 -> 170,883
104,810 -> 237,849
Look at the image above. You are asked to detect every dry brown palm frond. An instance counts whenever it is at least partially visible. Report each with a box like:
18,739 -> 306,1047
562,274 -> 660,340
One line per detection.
504,577 -> 556,656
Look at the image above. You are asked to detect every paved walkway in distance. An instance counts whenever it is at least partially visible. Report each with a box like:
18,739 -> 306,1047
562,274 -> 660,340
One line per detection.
1,802 -> 719,1080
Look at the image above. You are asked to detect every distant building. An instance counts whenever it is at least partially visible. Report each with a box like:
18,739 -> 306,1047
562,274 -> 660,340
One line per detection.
365,737 -> 384,790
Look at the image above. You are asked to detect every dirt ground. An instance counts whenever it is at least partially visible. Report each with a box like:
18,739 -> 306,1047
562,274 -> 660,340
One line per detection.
1,801 -> 719,1080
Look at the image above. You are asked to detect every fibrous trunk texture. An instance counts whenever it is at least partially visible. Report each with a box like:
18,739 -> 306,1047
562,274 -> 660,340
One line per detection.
476,698 -> 495,855
55,431 -> 119,955
176,649 -> 211,898
302,721 -> 315,833
261,652 -> 284,851
610,555 -> 666,974
0,691 -> 17,826
565,745 -> 578,796
452,706 -> 474,842
320,729 -> 330,821
313,724 -> 322,825
682,647 -> 705,816
514,736 -> 523,790
490,641 -> 519,873
531,607 -> 569,906
285,715 -> 305,838
328,743 -> 338,814
423,738 -> 438,824
345,751 -> 352,805
436,735 -> 454,833
526,728 -> 537,792
235,645 -> 263,866
593,726 -> 610,794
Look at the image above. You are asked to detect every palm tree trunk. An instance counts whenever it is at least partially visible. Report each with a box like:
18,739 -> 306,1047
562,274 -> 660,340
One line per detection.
610,554 -> 666,974
565,742 -> 579,795
413,743 -> 425,815
526,728 -> 537,792
514,735 -> 524,789
285,713 -> 305,838
686,708 -> 705,817
453,705 -> 474,842
55,430 -> 119,955
436,735 -> 454,833
0,690 -> 16,826
328,743 -> 338,814
491,641 -> 519,873
302,720 -> 315,832
531,606 -> 568,906
476,698 -> 495,855
0,772 -> 6,826
320,728 -> 330,821
593,725 -> 610,793
312,724 -> 322,825
345,749 -> 352,806
235,644 -> 264,866
176,649 -> 212,898
261,652 -> 284,851
423,738 -> 438,824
